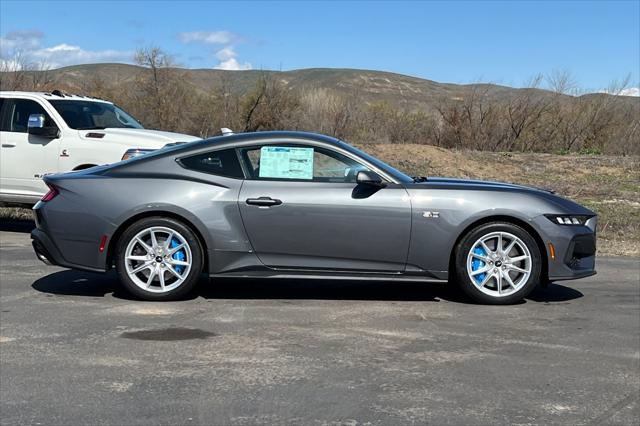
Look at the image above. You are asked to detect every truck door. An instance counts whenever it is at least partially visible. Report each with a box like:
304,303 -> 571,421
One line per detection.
0,98 -> 61,199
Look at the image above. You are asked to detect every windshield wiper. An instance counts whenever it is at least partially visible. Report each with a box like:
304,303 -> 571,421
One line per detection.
413,176 -> 428,183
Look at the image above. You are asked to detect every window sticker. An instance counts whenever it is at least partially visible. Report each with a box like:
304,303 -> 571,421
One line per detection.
259,147 -> 314,180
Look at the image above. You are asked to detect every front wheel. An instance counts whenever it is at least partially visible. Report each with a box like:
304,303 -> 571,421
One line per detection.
115,217 -> 203,301
454,222 -> 542,304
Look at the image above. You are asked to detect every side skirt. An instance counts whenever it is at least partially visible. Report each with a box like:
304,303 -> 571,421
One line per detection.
210,270 -> 448,283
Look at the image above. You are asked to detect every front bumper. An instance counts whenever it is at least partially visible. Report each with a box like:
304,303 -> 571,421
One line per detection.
534,215 -> 597,281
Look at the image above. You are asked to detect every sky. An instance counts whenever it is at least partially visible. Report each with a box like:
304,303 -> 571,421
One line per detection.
0,0 -> 638,93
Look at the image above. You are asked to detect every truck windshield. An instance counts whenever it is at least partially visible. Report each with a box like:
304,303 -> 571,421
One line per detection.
49,100 -> 143,130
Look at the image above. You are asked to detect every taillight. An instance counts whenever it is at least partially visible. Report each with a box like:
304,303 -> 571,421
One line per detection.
41,184 -> 59,202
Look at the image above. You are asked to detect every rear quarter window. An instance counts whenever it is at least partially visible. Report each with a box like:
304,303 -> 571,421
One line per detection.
178,149 -> 244,179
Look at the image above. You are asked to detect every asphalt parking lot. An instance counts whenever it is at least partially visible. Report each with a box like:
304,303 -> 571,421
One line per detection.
1,223 -> 639,425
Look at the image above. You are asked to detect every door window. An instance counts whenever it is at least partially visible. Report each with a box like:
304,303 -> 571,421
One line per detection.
0,98 -> 6,131
1,99 -> 55,133
240,145 -> 371,183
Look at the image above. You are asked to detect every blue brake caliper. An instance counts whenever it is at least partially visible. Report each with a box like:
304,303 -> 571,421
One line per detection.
169,238 -> 185,274
471,247 -> 486,284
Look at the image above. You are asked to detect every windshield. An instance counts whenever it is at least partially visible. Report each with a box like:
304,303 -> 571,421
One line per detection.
49,100 -> 143,130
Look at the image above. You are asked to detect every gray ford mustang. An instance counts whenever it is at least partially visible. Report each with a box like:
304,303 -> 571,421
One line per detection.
31,131 -> 597,304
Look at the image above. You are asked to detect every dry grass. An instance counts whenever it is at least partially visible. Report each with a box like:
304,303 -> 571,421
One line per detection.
0,207 -> 33,221
2,147 -> 638,256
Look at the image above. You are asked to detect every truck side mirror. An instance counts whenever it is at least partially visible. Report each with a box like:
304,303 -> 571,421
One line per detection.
28,114 -> 59,139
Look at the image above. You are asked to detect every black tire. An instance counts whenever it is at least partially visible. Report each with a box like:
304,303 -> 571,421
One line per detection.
115,217 -> 204,301
454,222 -> 542,305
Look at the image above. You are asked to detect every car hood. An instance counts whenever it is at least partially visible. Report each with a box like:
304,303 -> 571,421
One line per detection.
417,177 -> 554,193
78,128 -> 200,148
411,177 -> 595,215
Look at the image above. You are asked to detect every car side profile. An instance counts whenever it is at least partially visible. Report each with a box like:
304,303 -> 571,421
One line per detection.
31,131 -> 597,304
0,91 -> 199,205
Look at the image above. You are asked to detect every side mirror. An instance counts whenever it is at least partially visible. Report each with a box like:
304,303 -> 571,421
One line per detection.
28,114 -> 59,138
356,170 -> 385,186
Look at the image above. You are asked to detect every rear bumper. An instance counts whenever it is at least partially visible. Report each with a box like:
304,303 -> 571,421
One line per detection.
31,228 -> 105,273
31,229 -> 63,267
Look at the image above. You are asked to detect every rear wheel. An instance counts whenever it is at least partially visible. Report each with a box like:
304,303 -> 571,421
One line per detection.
454,222 -> 541,304
116,217 -> 203,301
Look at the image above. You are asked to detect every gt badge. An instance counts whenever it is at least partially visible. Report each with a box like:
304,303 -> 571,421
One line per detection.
423,211 -> 440,218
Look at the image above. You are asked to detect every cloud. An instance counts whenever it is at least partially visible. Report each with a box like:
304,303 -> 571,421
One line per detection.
32,44 -> 132,68
215,46 -> 236,61
0,57 -> 23,71
178,31 -> 241,45
0,30 -> 131,69
215,57 -> 252,71
213,46 -> 251,70
598,87 -> 640,97
0,30 -> 44,57
178,30 -> 251,70
618,87 -> 640,97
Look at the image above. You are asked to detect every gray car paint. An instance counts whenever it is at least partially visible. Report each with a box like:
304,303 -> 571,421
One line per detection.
31,131 -> 597,283
239,180 -> 411,272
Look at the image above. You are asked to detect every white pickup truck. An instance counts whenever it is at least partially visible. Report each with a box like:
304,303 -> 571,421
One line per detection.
0,90 -> 200,205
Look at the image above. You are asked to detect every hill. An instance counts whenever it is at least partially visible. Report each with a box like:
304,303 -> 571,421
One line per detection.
4,63 -> 638,111
1,63 -> 638,155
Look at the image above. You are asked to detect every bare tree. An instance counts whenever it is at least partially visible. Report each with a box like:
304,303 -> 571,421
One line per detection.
0,52 -> 52,91
503,75 -> 552,151
241,73 -> 300,132
300,88 -> 356,139
546,69 -> 579,95
434,84 -> 504,151
131,47 -> 199,133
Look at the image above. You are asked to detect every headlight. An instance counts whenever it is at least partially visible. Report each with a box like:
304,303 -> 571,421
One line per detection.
121,148 -> 155,161
545,215 -> 590,226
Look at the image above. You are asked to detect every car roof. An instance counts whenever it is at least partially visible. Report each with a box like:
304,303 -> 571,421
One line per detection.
0,91 -> 112,104
207,130 -> 344,146
108,129 -> 414,184
110,131 -> 347,168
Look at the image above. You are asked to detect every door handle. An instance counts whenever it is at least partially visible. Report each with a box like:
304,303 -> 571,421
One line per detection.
246,197 -> 282,207
1,143 -> 16,148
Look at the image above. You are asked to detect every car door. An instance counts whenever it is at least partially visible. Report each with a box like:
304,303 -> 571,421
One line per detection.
0,97 -> 61,198
237,142 -> 412,272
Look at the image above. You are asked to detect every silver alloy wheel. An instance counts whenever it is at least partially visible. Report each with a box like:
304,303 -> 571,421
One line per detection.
124,226 -> 192,293
466,231 -> 532,298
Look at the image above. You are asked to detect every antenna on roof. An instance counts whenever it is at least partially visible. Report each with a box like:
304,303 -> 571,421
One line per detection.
221,128 -> 234,136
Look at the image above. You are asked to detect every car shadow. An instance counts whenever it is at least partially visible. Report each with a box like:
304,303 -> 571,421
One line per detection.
32,270 -> 583,304
31,270 -> 135,300
526,284 -> 584,303
0,219 -> 35,233
198,278 -> 455,302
